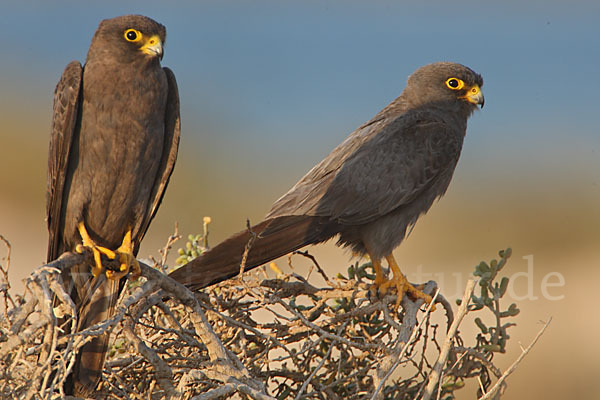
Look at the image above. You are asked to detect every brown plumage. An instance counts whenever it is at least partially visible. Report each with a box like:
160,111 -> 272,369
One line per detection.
169,62 -> 483,301
47,15 -> 180,396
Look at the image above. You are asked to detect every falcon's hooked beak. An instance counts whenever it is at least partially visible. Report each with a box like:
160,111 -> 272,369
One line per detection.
140,35 -> 163,60
464,85 -> 485,108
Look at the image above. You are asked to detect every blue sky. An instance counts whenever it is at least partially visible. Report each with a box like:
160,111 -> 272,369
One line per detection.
1,0 -> 598,264
1,0 -> 598,243
2,1 -> 598,178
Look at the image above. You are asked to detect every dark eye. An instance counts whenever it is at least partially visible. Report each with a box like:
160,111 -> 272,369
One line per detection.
445,77 -> 465,90
124,29 -> 142,42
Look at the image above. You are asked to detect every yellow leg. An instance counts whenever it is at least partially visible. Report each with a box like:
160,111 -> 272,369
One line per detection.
383,254 -> 433,308
76,222 -> 116,277
368,256 -> 390,303
105,228 -> 141,280
371,258 -> 387,288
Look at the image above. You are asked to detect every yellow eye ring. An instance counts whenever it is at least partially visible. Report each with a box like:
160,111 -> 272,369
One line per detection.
124,29 -> 142,42
445,78 -> 465,90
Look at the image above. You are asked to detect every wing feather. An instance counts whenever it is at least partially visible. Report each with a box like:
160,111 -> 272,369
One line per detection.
268,113 -> 464,226
266,115 -> 386,218
46,61 -> 83,262
134,67 -> 180,250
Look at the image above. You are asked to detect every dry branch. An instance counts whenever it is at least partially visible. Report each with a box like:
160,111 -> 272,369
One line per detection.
477,317 -> 552,400
422,278 -> 476,400
0,237 -> 540,400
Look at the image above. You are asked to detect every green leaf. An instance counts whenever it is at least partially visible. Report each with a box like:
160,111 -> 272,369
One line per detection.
482,344 -> 502,352
507,303 -> 520,316
490,259 -> 498,270
475,317 -> 488,334
499,277 -> 509,297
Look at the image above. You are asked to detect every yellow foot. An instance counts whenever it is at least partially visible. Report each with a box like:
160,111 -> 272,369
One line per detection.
76,222 -> 116,277
368,252 -> 434,310
385,254 -> 433,310
76,223 -> 140,280
106,228 -> 141,280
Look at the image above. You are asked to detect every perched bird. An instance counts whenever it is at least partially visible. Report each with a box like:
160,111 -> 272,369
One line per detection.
46,15 -> 180,396
169,62 -> 483,305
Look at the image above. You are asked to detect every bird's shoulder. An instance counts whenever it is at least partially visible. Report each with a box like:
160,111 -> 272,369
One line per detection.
338,108 -> 465,173
51,61 -> 83,126
266,109 -> 463,220
48,60 -> 83,191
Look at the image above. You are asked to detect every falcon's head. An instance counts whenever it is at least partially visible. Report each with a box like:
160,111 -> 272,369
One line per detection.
87,15 -> 167,64
404,62 -> 484,113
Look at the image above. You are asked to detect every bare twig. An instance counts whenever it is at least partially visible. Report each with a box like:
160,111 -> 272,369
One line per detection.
371,284 -> 439,400
0,234 -> 14,323
156,222 -> 182,273
1,237 -> 524,400
123,288 -> 177,398
293,325 -> 340,400
291,250 -> 335,287
477,317 -> 552,400
240,219 -> 257,278
422,278 -> 477,400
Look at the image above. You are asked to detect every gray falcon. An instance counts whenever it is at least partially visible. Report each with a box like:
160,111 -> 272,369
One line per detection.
46,14 -> 180,396
169,62 -> 482,306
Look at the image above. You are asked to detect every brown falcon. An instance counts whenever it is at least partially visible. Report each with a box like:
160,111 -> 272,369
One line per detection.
46,15 -> 180,396
169,62 -> 482,306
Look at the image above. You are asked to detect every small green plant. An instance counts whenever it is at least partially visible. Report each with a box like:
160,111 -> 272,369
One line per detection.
461,248 -> 518,354
343,260 -> 376,281
447,247 -> 518,399
175,216 -> 211,266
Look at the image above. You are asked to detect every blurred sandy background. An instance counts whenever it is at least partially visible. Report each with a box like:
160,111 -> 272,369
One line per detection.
1,1 -> 598,398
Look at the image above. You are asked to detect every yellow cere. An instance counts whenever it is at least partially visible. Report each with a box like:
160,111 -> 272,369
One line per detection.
124,28 -> 143,42
461,84 -> 484,106
140,34 -> 163,57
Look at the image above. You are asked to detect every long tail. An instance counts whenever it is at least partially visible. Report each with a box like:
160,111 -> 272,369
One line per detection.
169,215 -> 336,291
59,262 -> 122,397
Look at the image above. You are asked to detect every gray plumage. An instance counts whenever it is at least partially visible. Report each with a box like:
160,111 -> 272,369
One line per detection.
169,62 -> 482,293
47,15 -> 180,396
